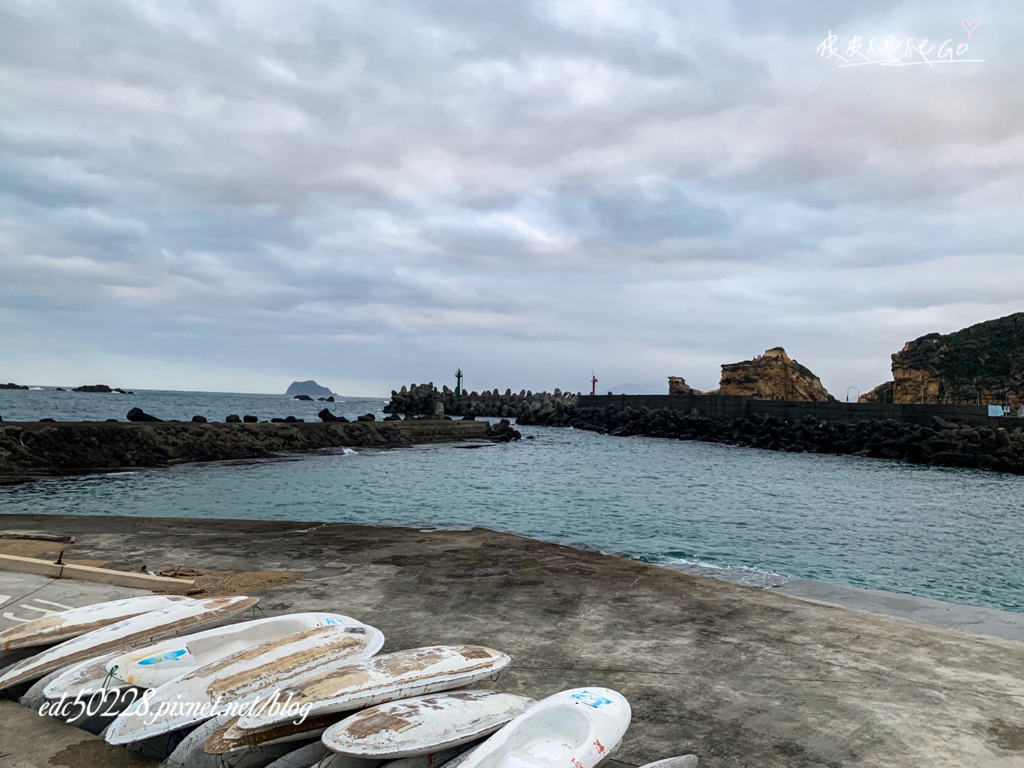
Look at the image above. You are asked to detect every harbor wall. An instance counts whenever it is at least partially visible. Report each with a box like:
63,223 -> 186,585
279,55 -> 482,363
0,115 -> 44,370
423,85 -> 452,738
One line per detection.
576,394 -> 1024,429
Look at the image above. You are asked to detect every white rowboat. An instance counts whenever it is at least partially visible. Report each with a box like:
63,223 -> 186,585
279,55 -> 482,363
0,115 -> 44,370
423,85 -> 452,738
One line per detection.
104,621 -> 384,745
0,595 -> 192,651
0,596 -> 258,690
451,688 -> 631,768
236,646 -> 511,733
43,612 -> 359,700
323,691 -> 534,758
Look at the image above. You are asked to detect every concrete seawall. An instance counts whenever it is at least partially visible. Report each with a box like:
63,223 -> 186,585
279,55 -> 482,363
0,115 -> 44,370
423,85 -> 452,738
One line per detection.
0,419 -> 491,476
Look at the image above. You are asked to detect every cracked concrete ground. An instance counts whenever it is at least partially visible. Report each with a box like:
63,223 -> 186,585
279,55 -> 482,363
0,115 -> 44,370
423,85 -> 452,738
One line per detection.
1,513 -> 1023,767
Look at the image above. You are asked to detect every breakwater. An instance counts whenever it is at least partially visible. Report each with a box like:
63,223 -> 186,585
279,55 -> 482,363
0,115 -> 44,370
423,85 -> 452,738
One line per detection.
517,403 -> 1024,473
381,386 -> 1024,473
0,419 -> 491,476
385,382 -> 577,419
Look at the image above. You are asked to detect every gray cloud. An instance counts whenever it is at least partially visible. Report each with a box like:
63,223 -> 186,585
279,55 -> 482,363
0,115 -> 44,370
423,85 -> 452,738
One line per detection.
0,0 -> 1021,396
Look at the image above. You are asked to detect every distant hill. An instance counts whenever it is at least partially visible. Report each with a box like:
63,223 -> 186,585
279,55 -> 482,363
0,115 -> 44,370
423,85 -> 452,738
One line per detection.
285,380 -> 337,398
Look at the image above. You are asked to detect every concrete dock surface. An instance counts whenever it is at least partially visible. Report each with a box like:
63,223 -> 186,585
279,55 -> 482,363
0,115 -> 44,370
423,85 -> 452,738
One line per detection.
0,513 -> 1023,767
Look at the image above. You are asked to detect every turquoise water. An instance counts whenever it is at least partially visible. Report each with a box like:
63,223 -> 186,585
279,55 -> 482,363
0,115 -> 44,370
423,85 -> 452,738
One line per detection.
2,388 -> 1023,613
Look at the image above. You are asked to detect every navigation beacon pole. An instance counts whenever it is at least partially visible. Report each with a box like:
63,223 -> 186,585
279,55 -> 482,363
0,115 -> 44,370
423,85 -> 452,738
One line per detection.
591,372 -> 598,396
455,368 -> 463,400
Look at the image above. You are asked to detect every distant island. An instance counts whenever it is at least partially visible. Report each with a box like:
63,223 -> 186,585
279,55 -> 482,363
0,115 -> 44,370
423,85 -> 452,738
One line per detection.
285,380 -> 338,398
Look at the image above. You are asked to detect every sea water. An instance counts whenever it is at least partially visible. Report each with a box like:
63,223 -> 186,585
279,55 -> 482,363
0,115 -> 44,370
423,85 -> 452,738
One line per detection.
1,388 -> 1022,613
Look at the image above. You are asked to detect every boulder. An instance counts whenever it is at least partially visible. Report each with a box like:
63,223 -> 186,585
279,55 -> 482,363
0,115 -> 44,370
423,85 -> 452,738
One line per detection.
356,413 -> 376,422
126,408 -> 162,423
243,415 -> 258,423
318,409 -> 340,422
191,415 -> 208,423
73,384 -> 114,393
293,395 -> 314,401
225,414 -> 241,423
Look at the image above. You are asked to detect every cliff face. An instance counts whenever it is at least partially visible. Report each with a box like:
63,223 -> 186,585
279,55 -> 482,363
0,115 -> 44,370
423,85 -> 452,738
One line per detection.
718,348 -> 831,402
868,313 -> 1024,407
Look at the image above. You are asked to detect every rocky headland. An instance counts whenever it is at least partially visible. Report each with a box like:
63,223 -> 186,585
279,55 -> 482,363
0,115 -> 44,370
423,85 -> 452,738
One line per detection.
673,347 -> 831,401
0,382 -> 29,390
861,313 -> 1024,408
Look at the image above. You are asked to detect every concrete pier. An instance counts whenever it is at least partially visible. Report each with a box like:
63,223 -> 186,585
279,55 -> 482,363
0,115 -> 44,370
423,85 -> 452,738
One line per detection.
1,514 -> 1023,767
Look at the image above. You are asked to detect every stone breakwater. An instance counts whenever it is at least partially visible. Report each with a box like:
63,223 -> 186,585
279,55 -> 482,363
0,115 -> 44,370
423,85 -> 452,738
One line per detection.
0,419 -> 491,476
385,382 -> 577,419
516,405 -> 1024,474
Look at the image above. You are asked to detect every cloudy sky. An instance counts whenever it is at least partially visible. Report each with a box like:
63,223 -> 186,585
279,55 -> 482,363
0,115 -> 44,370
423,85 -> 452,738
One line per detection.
1,0 -> 1021,397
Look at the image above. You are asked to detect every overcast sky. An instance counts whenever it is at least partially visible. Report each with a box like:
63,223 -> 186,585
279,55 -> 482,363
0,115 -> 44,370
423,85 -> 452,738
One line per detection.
1,0 -> 1021,397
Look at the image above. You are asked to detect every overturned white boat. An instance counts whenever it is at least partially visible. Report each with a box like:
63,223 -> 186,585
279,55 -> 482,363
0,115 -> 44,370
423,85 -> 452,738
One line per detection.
323,690 -> 534,758
235,646 -> 511,734
0,596 -> 257,690
104,621 -> 384,745
0,595 -> 192,651
43,612 -> 358,700
453,688 -> 631,768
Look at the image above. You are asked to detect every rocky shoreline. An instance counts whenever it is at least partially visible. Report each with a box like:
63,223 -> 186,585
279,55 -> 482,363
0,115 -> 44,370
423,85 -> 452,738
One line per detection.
0,419 -> 491,477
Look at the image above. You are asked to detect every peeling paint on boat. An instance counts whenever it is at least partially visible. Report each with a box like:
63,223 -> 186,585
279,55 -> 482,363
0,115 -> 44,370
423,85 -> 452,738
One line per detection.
103,622 -> 383,745
324,691 -> 534,758
236,646 -> 510,732
0,595 -> 192,651
0,596 -> 258,690
204,712 -> 340,754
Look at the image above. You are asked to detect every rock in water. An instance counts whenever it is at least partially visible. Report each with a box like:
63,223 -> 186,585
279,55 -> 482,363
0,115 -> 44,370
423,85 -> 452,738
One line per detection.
73,384 -> 114,393
191,416 -> 207,423
285,380 -> 338,398
356,413 -> 375,422
318,409 -> 339,422
225,414 -> 241,423
126,408 -> 162,423
293,394 -> 314,401
243,415 -> 258,423
0,383 -> 28,390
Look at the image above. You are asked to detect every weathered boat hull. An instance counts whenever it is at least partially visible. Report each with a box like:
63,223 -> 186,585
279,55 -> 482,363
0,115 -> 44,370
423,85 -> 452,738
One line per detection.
0,595 -> 192,651
44,612 -> 357,699
236,646 -> 511,733
323,691 -> 534,758
104,622 -> 384,745
0,596 -> 258,689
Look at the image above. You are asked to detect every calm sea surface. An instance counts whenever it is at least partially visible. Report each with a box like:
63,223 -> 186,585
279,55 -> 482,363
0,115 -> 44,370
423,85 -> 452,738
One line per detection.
2,388 -> 1023,613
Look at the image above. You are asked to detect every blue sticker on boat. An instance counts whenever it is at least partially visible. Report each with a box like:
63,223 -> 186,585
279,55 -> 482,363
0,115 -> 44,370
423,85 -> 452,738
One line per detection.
138,648 -> 187,665
324,617 -> 346,626
571,691 -> 613,708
